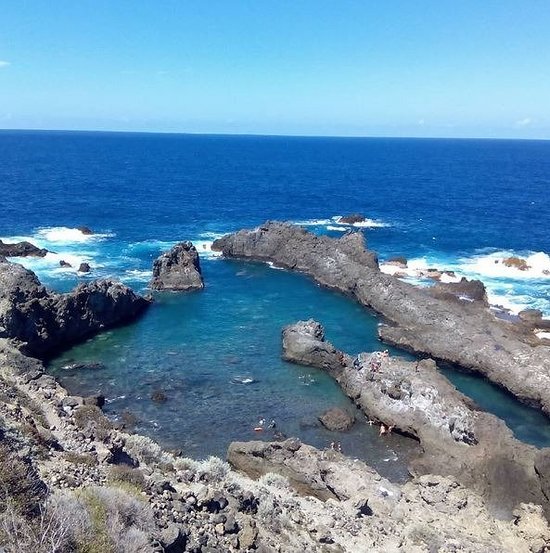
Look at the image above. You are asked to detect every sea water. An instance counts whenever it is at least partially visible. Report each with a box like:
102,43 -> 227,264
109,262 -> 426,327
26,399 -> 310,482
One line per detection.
1,131 -> 549,474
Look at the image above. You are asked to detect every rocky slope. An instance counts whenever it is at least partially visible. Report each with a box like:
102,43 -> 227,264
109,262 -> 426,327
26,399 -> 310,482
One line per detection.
0,339 -> 548,552
282,320 -> 550,519
0,261 -> 150,357
212,222 -> 550,414
150,242 -> 204,292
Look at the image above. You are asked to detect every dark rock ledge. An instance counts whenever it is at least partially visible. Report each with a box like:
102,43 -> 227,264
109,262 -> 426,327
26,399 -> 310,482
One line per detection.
282,319 -> 550,520
0,239 -> 49,258
0,260 -> 150,358
212,222 -> 550,415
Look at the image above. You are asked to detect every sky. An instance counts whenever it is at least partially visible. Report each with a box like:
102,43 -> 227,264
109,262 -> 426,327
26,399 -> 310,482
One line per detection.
1,1 -> 550,138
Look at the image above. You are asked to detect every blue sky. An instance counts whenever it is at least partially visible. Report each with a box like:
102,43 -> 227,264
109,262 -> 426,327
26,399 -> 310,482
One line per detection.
1,1 -> 549,138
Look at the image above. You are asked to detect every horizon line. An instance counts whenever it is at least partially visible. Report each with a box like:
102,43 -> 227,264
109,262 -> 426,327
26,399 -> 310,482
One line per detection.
0,127 -> 548,142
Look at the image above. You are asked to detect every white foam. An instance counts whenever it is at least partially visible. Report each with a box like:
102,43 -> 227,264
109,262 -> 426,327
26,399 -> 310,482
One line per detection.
459,250 -> 550,280
293,218 -> 333,227
194,240 -> 222,259
36,226 -> 114,244
326,225 -> 347,232
120,269 -> 152,283
266,261 -> 285,270
333,215 -> 390,228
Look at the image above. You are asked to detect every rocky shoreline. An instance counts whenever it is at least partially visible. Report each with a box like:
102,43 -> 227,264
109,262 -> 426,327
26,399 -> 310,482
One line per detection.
282,319 -> 550,519
1,244 -> 550,550
212,222 -> 550,415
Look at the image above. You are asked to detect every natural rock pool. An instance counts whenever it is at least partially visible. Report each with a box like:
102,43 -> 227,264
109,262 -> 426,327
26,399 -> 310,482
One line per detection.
49,257 -> 550,482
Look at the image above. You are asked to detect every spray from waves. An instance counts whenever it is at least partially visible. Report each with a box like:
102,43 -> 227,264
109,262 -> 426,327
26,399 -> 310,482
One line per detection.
35,226 -> 114,244
380,249 -> 550,316
294,215 -> 390,230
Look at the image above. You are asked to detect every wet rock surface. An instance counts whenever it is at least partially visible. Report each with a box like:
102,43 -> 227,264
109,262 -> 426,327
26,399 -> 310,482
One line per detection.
150,242 -> 204,292
0,239 -> 48,257
282,320 -> 550,519
213,222 -> 550,415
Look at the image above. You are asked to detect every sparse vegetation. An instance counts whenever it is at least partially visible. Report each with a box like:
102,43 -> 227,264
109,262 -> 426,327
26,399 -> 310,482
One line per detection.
0,441 -> 46,516
73,405 -> 112,441
107,465 -> 146,493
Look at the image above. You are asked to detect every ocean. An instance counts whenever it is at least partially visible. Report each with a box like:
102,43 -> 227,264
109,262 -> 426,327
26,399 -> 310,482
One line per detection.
1,131 -> 549,476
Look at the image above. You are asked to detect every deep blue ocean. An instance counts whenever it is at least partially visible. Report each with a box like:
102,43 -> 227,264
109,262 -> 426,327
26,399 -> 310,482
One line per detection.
1,131 -> 549,478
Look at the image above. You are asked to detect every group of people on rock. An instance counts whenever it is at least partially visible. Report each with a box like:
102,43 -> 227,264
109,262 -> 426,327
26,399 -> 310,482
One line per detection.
367,349 -> 390,371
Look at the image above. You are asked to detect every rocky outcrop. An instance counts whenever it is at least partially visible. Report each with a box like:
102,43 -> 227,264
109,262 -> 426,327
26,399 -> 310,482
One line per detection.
0,239 -> 48,257
77,226 -> 94,235
338,214 -> 366,224
78,262 -> 91,273
0,261 -> 150,357
229,439 -> 550,552
150,242 -> 204,292
282,320 -> 550,519
213,222 -> 550,415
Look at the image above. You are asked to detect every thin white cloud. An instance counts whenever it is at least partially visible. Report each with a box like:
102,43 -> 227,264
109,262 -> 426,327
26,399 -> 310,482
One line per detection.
0,60 -> 10,68
516,117 -> 532,127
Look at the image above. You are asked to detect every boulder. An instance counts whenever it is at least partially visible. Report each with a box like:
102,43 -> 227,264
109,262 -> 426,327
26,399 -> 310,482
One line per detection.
318,407 -> 355,431
59,260 -> 72,268
338,214 -> 366,224
150,242 -> 204,292
503,257 -> 530,271
430,277 -> 488,304
78,262 -> 91,273
386,256 -> 408,268
0,261 -> 150,358
0,239 -> 48,258
77,226 -> 94,235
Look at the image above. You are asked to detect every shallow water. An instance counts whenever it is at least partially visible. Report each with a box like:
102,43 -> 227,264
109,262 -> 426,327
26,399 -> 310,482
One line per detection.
50,259 -> 420,480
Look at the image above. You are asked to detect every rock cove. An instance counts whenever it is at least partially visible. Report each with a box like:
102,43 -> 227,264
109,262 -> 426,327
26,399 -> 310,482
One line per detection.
212,222 -> 550,415
0,242 -> 549,552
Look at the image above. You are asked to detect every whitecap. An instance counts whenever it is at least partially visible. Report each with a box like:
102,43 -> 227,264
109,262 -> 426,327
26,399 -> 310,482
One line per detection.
326,225 -> 347,232
458,250 -> 550,281
293,218 -> 333,226
36,226 -> 114,244
120,269 -> 153,283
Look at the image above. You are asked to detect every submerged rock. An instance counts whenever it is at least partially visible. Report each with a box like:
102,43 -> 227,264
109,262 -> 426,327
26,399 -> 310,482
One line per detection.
318,407 -> 355,431
77,226 -> 94,235
59,260 -> 72,268
0,261 -> 150,357
503,256 -> 530,270
150,242 -> 204,291
0,239 -> 48,257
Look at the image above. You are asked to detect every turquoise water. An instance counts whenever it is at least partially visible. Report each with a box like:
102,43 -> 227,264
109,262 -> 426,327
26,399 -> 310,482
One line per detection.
50,259 -> 419,479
